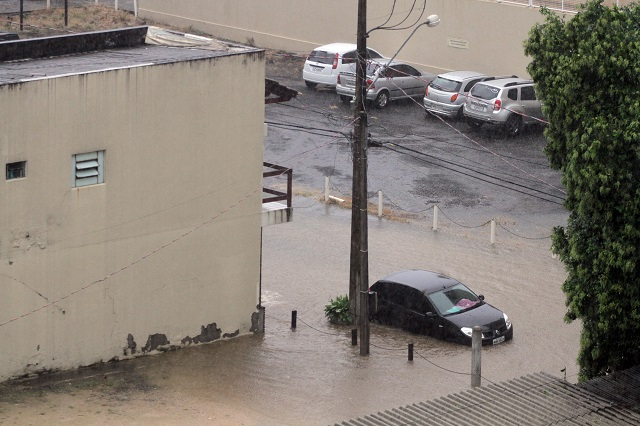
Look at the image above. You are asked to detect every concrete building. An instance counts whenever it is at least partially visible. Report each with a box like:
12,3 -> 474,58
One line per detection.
137,0 -> 634,79
0,27 -> 288,381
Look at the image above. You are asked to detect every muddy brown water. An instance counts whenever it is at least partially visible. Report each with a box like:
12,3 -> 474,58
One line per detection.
0,199 -> 577,425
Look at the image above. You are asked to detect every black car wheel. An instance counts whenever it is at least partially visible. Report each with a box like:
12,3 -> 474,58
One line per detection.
505,114 -> 523,136
456,106 -> 465,119
466,117 -> 483,129
340,95 -> 352,104
304,80 -> 317,89
374,91 -> 389,109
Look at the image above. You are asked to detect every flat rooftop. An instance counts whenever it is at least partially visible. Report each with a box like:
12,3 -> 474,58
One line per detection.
0,26 -> 262,86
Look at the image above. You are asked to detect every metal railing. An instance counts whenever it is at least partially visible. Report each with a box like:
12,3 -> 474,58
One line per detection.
498,0 -> 623,13
262,162 -> 292,208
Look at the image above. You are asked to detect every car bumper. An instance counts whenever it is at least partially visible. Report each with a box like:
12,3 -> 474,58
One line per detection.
336,86 -> 378,101
303,69 -> 337,87
463,107 -> 508,125
458,325 -> 514,346
423,98 -> 460,117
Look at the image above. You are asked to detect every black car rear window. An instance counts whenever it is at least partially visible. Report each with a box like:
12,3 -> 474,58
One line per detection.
430,77 -> 462,93
470,84 -> 499,100
307,50 -> 335,65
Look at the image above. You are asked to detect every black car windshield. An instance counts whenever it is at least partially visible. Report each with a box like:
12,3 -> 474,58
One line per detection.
430,77 -> 462,93
469,84 -> 499,100
427,284 -> 481,316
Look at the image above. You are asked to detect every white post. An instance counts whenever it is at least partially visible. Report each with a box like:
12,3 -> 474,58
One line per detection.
134,0 -> 138,17
377,191 -> 383,217
433,205 -> 438,231
325,176 -> 330,203
47,0 -> 51,9
115,0 -> 119,10
471,326 -> 482,387
490,220 -> 496,245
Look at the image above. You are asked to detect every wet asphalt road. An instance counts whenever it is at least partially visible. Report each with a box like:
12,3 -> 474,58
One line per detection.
264,60 -> 567,231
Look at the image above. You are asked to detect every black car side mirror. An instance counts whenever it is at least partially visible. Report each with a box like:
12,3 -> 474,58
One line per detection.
478,294 -> 485,301
425,312 -> 436,318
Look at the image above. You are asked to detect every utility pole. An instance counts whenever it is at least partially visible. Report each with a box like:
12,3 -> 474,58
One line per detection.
350,0 -> 370,356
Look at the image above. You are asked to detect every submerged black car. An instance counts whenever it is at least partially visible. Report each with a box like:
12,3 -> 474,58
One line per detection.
369,270 -> 513,345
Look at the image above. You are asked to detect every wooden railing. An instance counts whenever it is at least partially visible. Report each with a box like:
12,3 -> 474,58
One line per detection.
263,162 -> 292,208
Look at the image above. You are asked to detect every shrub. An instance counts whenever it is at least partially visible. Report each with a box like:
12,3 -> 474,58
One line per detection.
324,295 -> 352,325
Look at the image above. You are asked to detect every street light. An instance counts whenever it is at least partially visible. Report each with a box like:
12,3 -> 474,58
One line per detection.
368,15 -> 441,88
350,6 -> 440,356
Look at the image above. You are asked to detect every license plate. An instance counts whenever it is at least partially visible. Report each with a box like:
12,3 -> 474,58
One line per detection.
311,65 -> 323,72
471,103 -> 485,111
427,102 -> 440,110
492,336 -> 505,345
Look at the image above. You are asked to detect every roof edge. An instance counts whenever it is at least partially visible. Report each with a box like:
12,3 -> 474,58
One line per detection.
0,26 -> 148,63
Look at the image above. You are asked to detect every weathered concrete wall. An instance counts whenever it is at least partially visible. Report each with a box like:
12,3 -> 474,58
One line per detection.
138,0 -> 545,78
0,51 -> 265,381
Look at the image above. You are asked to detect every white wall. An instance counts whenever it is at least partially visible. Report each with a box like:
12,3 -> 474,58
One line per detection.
0,50 -> 266,381
138,0 -> 546,77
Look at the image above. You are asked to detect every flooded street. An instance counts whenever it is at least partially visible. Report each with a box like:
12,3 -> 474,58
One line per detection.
0,53 -> 579,424
0,199 -> 577,425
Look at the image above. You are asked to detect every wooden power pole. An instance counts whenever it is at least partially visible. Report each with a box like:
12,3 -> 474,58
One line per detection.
349,0 -> 370,356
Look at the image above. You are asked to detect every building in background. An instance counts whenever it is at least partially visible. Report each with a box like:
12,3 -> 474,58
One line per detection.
136,0 -> 634,79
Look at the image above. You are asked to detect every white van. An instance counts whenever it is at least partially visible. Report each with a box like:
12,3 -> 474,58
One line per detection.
302,43 -> 385,89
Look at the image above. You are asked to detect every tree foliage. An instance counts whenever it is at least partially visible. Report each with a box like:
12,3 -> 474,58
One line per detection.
524,0 -> 640,380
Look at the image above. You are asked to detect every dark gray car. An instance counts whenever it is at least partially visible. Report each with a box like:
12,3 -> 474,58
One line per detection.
369,270 -> 513,345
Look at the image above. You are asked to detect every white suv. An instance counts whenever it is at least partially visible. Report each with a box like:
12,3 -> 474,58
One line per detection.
302,43 -> 386,89
463,78 -> 545,136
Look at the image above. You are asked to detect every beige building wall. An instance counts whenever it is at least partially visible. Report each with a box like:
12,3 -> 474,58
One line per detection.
0,51 -> 266,381
139,0 -> 549,78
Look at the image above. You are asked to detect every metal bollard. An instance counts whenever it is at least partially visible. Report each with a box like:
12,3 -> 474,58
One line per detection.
352,329 -> 358,346
325,177 -> 330,202
471,326 -> 482,387
490,220 -> 496,245
433,205 -> 439,231
291,310 -> 297,329
408,343 -> 414,361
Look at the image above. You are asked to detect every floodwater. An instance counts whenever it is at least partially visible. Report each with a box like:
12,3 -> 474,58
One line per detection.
0,199 -> 578,425
0,50 -> 577,425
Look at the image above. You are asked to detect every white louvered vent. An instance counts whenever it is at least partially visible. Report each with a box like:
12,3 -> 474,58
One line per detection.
73,151 -> 104,187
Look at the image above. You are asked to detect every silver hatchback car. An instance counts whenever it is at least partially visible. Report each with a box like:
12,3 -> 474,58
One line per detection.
463,78 -> 546,136
336,61 -> 434,109
423,70 -> 489,118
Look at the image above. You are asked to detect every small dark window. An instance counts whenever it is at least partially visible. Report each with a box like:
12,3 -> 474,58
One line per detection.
6,161 -> 26,180
508,88 -> 518,100
366,48 -> 383,59
520,86 -> 536,101
342,51 -> 357,64
463,78 -> 483,92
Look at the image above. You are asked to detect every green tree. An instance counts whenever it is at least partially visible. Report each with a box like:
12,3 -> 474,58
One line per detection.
524,0 -> 640,380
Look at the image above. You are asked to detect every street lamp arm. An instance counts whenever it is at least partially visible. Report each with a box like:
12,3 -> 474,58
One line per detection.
367,15 -> 439,90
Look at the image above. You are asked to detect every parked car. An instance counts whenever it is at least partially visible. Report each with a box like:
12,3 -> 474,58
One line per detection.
369,269 -> 513,346
463,77 -> 545,136
336,60 -> 433,109
423,70 -> 489,118
302,43 -> 386,89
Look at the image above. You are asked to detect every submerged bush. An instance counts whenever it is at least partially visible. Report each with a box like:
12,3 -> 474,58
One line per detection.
324,295 -> 352,325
